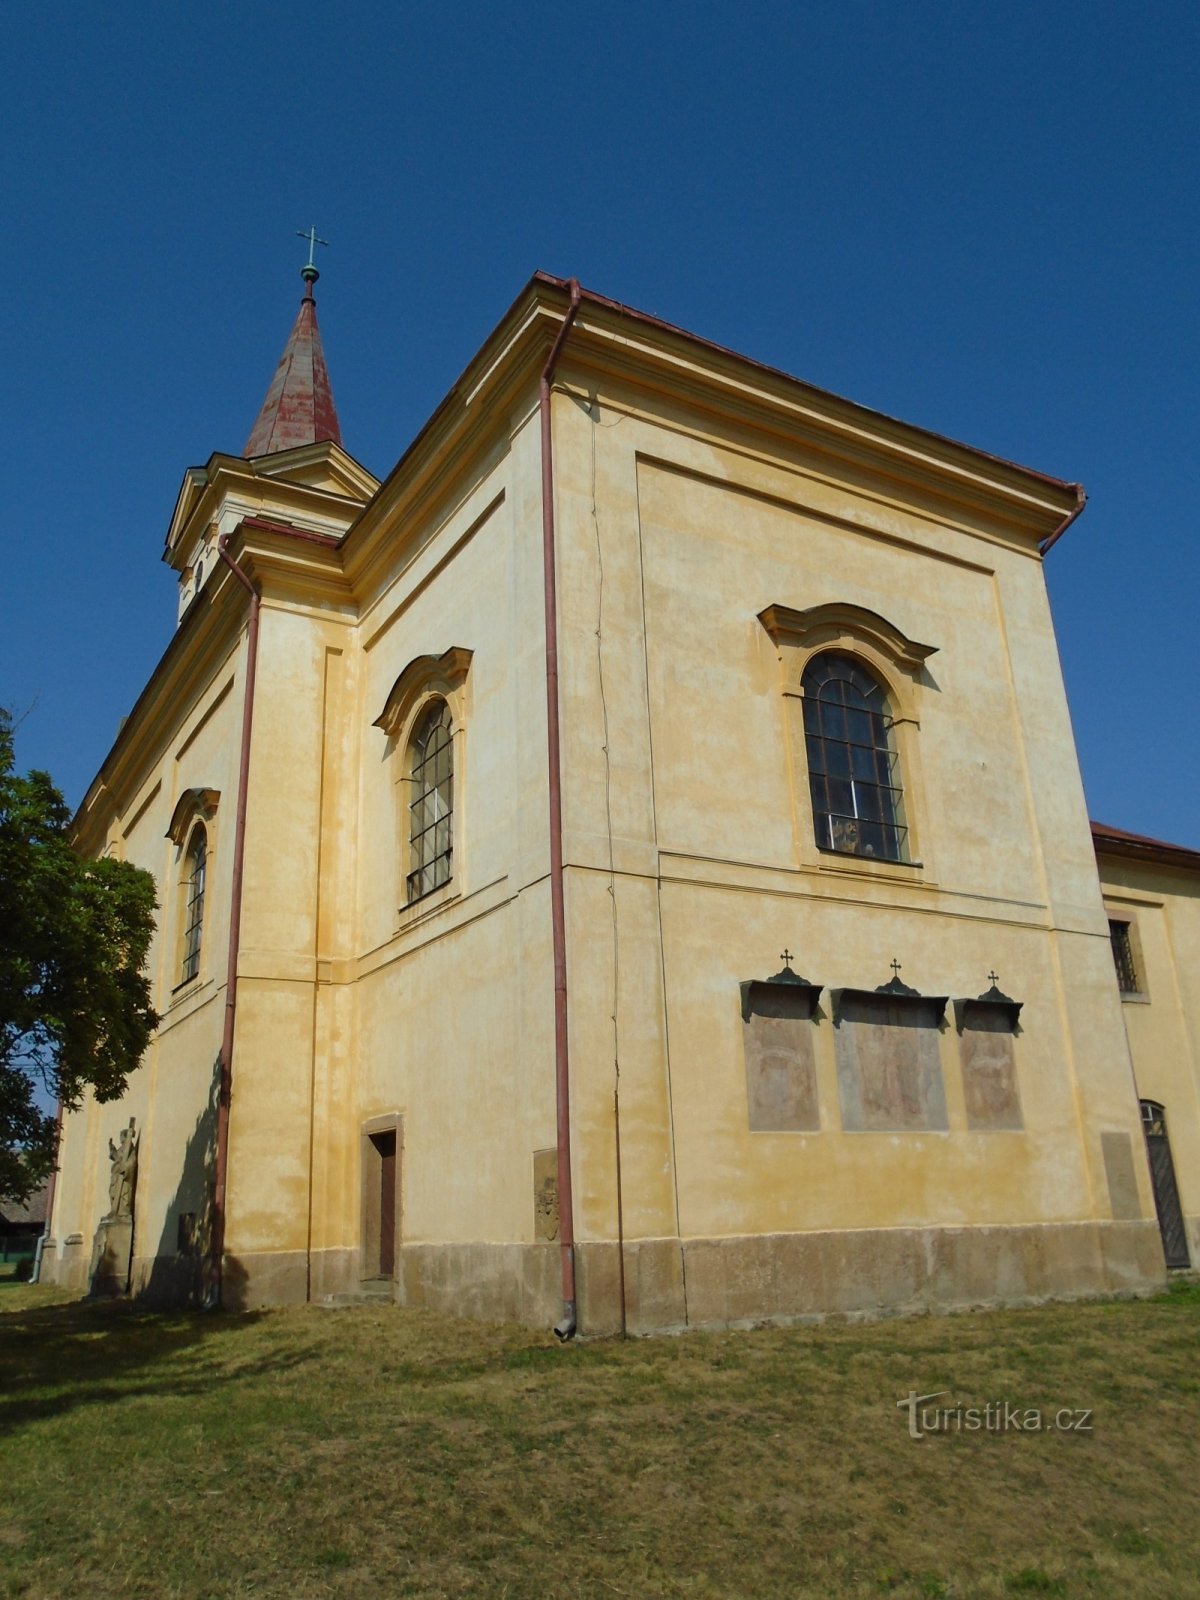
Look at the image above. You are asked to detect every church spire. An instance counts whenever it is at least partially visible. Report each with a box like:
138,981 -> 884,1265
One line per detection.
244,231 -> 343,458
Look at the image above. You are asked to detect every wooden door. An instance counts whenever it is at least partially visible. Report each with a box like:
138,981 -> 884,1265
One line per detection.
371,1129 -> 397,1278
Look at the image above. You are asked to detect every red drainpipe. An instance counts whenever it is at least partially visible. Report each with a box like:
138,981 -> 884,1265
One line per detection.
208,534 -> 261,1307
541,278 -> 584,1340
1038,483 -> 1087,556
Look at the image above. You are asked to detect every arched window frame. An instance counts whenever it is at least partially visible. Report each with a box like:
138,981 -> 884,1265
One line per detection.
373,647 -> 472,917
800,652 -> 908,862
758,603 -> 937,876
165,787 -> 220,994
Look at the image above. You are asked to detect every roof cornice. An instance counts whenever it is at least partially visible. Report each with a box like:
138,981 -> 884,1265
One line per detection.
533,272 -> 1082,528
1092,821 -> 1200,876
339,274 -> 1082,587
164,445 -> 374,567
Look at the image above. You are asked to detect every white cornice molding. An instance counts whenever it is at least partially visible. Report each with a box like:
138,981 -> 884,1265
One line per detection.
164,451 -> 373,568
558,306 -> 1077,540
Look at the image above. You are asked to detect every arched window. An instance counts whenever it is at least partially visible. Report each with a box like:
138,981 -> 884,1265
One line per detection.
802,653 -> 907,861
406,701 -> 453,902
180,826 -> 207,983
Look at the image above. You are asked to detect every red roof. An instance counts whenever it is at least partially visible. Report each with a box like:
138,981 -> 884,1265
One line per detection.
244,270 -> 342,457
1092,820 -> 1200,872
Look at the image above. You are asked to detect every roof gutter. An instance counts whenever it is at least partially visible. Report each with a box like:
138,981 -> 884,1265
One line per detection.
207,535 -> 261,1308
1038,483 -> 1088,557
540,279 -> 584,1341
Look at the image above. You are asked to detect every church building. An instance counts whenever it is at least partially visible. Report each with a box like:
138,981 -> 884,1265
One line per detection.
41,263 -> 1200,1335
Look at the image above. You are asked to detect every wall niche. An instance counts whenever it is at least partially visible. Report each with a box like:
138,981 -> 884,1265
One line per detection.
954,980 -> 1024,1131
833,970 -> 949,1132
740,961 -> 823,1133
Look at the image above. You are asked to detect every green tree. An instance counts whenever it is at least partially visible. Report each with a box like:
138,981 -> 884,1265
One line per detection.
0,710 -> 159,1202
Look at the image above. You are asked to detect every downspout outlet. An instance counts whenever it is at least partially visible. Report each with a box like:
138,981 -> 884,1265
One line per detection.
553,1300 -> 577,1342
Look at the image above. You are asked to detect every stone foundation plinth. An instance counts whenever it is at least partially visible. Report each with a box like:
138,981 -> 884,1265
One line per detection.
153,1218 -> 1169,1332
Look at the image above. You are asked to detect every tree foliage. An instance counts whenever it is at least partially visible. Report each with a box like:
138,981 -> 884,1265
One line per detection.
0,710 -> 159,1202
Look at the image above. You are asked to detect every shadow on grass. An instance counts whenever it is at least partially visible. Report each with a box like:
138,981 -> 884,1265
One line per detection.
0,1270 -> 314,1434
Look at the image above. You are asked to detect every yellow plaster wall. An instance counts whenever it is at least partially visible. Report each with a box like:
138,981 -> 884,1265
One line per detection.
1098,853 -> 1200,1247
49,643 -> 242,1282
548,371 -> 1150,1250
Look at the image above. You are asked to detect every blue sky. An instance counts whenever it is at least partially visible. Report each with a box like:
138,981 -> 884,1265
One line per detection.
3,2 -> 1197,845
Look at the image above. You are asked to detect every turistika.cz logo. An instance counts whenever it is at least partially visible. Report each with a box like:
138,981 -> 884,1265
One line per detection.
897,1390 -> 1093,1440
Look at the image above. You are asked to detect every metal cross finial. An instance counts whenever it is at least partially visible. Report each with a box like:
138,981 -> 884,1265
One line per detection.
780,948 -> 794,968
297,226 -> 330,269
890,958 -> 902,978
988,971 -> 1000,987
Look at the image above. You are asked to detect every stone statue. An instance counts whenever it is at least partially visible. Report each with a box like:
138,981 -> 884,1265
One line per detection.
90,1117 -> 139,1297
106,1118 -> 138,1221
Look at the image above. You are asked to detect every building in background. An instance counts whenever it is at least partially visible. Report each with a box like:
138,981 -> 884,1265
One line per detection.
41,266 -> 1198,1333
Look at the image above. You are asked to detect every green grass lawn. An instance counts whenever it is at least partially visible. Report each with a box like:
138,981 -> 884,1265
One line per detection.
2,1277 -> 1199,1599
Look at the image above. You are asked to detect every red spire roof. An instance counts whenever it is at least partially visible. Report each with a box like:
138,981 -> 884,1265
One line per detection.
244,266 -> 343,457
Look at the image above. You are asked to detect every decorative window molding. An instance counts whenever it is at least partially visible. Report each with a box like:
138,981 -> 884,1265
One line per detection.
373,647 -> 473,740
758,603 -> 937,676
165,787 -> 220,847
759,602 -> 936,873
374,648 -> 473,915
165,789 -> 219,994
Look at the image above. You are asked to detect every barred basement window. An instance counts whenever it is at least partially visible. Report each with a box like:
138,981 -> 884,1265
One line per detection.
1109,919 -> 1140,995
180,826 -> 207,984
802,653 -> 907,862
406,701 -> 453,902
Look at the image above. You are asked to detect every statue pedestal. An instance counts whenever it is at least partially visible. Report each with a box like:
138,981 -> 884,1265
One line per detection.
89,1217 -> 134,1297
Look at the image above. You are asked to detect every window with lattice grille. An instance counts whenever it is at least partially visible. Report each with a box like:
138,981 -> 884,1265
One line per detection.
1108,919 -> 1141,994
180,827 -> 207,983
801,654 -> 907,862
406,702 -> 453,902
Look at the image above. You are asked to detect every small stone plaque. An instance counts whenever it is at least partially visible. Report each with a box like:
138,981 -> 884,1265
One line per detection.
533,1149 -> 559,1241
1101,1131 -> 1143,1221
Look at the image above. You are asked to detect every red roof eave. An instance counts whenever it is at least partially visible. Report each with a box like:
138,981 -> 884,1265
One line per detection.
1092,820 -> 1200,875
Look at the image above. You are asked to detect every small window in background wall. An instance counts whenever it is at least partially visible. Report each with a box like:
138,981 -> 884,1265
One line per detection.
1108,919 -> 1143,997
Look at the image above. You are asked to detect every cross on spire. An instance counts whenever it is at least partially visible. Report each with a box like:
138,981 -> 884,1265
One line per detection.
780,948 -> 794,968
988,971 -> 1000,987
890,958 -> 902,978
297,226 -> 329,271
